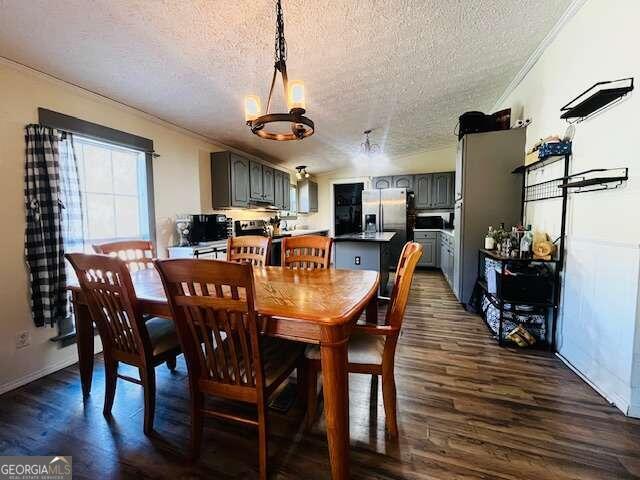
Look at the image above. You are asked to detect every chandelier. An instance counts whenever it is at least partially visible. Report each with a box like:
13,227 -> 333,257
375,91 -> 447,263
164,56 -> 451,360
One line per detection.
244,0 -> 314,141
361,129 -> 380,154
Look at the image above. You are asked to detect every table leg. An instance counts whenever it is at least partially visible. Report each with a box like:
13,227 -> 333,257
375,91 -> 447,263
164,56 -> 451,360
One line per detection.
365,295 -> 379,325
73,293 -> 94,397
320,333 -> 350,479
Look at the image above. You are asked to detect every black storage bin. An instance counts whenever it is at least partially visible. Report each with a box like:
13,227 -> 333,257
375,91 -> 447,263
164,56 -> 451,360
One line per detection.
496,269 -> 553,304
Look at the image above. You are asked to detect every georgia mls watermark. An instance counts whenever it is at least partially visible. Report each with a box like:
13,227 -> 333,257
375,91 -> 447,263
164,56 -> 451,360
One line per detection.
0,456 -> 72,480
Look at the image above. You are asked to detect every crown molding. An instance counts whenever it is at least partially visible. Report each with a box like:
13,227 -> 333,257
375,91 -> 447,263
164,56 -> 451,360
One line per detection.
492,0 -> 589,110
0,56 -> 291,172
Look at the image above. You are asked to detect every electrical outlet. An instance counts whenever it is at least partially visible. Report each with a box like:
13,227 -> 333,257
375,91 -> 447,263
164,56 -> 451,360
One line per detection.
354,256 -> 361,265
16,330 -> 31,349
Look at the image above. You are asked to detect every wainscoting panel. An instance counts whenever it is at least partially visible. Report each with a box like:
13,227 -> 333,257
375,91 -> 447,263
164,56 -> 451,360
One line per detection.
557,236 -> 640,414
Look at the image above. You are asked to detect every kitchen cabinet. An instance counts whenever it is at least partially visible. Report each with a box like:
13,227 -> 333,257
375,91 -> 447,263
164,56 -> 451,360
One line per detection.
211,151 -> 287,209
414,172 -> 455,209
414,174 -> 433,209
415,230 -> 455,290
414,231 -> 438,267
431,172 -> 454,209
250,160 -> 275,203
211,151 -> 250,208
393,175 -> 414,190
250,160 -> 263,201
282,174 -> 291,211
373,176 -> 393,189
273,171 -> 291,211
262,165 -> 275,203
274,170 -> 284,209
298,178 -> 318,213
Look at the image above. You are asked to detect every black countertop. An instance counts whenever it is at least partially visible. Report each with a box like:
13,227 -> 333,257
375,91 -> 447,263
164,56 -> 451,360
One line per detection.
333,232 -> 396,243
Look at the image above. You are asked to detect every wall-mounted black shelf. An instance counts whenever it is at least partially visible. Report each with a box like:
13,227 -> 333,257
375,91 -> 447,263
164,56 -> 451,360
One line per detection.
512,154 -> 565,174
558,168 -> 628,193
560,77 -> 633,122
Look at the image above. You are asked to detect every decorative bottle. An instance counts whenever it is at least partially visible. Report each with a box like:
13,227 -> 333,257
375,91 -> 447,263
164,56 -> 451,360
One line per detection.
485,226 -> 496,250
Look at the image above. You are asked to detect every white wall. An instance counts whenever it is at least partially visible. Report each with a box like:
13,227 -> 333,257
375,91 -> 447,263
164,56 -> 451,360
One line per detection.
0,59 -> 299,393
496,0 -> 640,414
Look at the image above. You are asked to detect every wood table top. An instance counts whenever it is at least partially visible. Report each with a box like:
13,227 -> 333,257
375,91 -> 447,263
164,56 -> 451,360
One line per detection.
70,266 -> 380,327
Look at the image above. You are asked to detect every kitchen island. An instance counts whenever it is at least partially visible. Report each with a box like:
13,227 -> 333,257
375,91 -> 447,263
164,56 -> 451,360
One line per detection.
333,232 -> 396,295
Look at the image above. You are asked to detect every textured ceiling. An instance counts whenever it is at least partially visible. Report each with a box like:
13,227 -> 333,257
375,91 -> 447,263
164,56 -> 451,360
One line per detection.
0,0 -> 571,173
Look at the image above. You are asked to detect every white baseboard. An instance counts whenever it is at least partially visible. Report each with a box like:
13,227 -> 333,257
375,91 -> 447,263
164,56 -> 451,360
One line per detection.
0,356 -> 80,396
555,352 -> 631,416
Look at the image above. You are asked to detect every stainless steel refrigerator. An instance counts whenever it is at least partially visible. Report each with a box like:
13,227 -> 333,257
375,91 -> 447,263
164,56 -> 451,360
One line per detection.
362,188 -> 409,267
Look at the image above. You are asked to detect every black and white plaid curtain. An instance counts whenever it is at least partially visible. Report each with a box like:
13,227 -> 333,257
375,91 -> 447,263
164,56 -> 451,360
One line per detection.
24,125 -> 82,327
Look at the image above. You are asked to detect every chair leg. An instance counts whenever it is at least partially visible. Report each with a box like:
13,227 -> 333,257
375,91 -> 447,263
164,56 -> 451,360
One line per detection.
166,355 -> 177,371
139,366 -> 156,436
296,363 -> 306,405
381,369 -> 398,437
103,358 -> 118,417
305,362 -> 319,430
189,391 -> 204,461
257,400 -> 269,480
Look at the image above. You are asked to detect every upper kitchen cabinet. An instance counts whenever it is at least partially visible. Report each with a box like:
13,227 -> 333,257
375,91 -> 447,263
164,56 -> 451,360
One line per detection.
392,175 -> 414,190
262,165 -> 275,203
431,172 -> 454,209
274,170 -> 284,209
298,178 -> 318,213
282,174 -> 291,211
415,172 -> 455,210
373,176 -> 393,189
211,151 -> 250,208
274,170 -> 291,211
249,160 -> 275,204
414,174 -> 432,209
212,151 -> 285,209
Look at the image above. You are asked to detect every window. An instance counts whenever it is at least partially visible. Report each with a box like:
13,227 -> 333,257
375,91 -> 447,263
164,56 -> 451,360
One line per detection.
74,136 -> 151,250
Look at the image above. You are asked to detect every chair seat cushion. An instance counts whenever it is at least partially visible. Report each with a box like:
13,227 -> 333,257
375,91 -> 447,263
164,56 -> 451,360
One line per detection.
145,317 -> 180,357
305,330 -> 384,365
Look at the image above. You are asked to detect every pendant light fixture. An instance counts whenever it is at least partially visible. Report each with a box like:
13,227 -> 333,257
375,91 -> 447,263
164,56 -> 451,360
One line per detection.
295,165 -> 310,179
244,0 -> 314,141
361,129 -> 380,155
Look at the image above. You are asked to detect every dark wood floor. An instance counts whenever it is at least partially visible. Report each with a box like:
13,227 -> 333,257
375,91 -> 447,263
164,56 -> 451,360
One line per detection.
2,270 -> 640,479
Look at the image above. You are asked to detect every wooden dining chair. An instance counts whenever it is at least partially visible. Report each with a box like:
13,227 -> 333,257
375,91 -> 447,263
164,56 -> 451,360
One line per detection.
281,235 -> 333,269
226,235 -> 271,266
65,253 -> 181,435
304,242 -> 423,437
93,240 -> 155,272
154,258 -> 305,479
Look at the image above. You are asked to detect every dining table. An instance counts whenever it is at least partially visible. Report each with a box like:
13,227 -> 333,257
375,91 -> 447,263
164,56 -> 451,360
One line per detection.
69,265 -> 380,480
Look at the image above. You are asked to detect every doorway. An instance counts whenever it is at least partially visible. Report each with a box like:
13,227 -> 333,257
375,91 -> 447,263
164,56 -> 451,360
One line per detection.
333,183 -> 364,236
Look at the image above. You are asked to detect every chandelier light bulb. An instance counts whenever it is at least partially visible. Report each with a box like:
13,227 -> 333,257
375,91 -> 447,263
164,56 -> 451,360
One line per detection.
304,171 -> 310,178
244,95 -> 262,122
288,80 -> 306,111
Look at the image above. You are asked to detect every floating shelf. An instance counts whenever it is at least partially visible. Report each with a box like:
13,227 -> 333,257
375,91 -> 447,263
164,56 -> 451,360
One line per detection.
558,168 -> 628,192
560,78 -> 634,122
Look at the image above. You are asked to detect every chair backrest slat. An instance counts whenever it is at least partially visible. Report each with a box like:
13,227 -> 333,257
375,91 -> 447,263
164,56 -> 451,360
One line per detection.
66,253 -> 150,362
155,259 -> 264,393
227,236 -> 271,266
281,235 -> 333,269
386,242 -> 423,329
93,240 -> 155,273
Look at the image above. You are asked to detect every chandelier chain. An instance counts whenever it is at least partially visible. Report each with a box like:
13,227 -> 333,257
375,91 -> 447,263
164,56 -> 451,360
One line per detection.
274,0 -> 287,69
